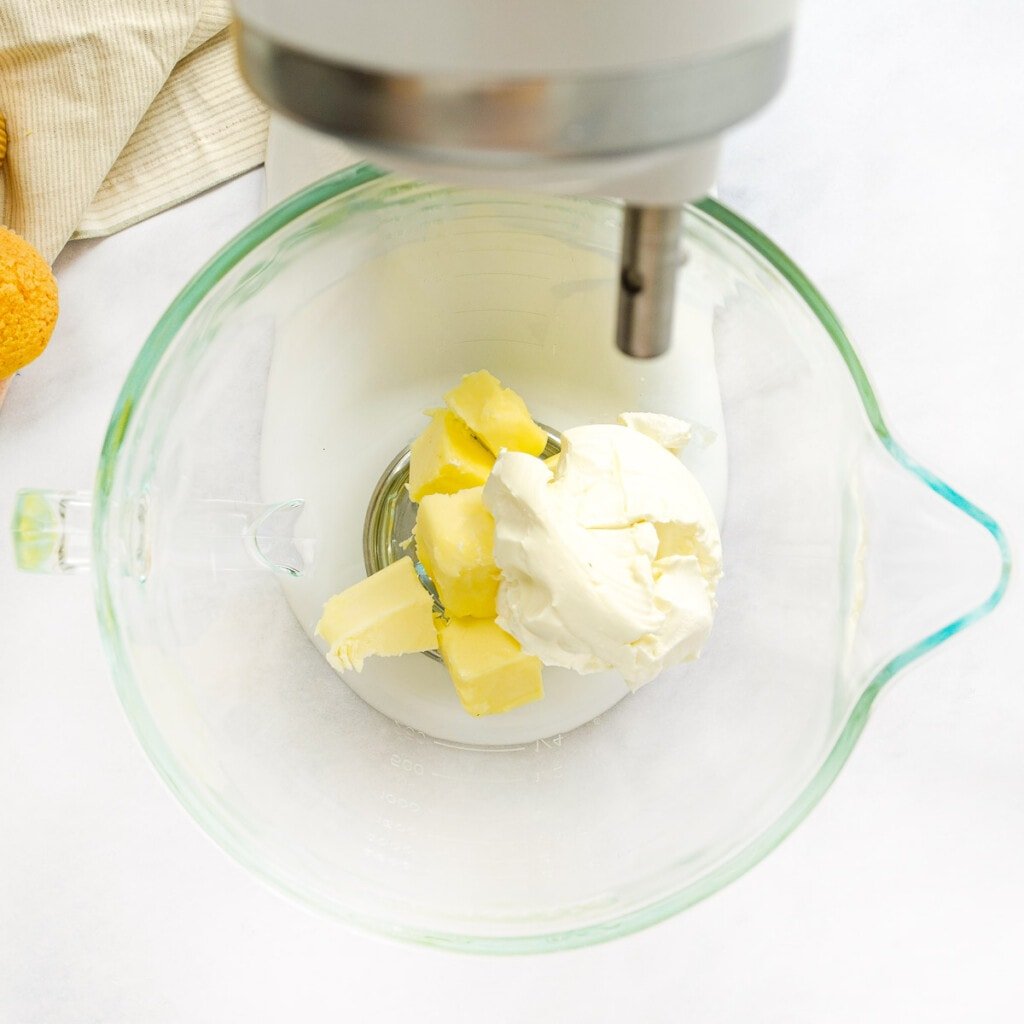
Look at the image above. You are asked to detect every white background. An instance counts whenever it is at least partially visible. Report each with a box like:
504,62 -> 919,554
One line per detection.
2,1 -> 1022,1020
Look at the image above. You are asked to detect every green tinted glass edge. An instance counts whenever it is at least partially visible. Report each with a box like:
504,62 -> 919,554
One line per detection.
92,170 -> 1011,956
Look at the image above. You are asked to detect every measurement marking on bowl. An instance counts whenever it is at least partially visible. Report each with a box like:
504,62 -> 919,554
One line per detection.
432,739 -> 527,753
391,720 -> 429,742
382,793 -> 421,812
535,735 -> 563,749
389,754 -> 424,775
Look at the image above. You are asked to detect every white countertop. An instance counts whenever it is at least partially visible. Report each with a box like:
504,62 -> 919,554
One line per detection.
2,2 -> 1022,1020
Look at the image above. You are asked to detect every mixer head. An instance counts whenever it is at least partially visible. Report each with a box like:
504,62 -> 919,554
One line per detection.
232,0 -> 797,358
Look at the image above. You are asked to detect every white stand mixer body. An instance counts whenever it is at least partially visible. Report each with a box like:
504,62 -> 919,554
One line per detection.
233,0 -> 798,203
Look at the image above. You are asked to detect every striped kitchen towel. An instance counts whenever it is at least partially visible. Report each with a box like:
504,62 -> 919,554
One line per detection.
0,0 -> 269,263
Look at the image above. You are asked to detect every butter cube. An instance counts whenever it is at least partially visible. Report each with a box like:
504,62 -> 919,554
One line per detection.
415,487 -> 498,618
437,617 -> 544,716
408,409 -> 495,502
316,557 -> 436,671
445,370 -> 547,457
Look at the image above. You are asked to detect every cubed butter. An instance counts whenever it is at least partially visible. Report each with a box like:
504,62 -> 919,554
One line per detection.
444,370 -> 547,457
415,487 -> 498,618
408,408 -> 495,502
437,616 -> 544,716
315,557 -> 436,672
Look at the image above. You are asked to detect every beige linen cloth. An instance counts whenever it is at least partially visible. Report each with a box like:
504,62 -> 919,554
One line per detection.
0,0 -> 269,263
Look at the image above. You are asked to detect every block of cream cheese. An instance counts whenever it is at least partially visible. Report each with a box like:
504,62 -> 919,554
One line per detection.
436,616 -> 544,716
408,408 -> 495,502
315,556 -> 436,671
483,416 -> 722,688
444,370 -> 547,457
415,486 -> 499,618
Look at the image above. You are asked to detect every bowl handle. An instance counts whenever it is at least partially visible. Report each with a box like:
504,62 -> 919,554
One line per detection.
11,490 -> 313,578
11,490 -> 92,574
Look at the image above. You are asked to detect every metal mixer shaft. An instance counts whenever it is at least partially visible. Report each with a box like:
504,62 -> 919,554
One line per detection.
616,205 -> 684,359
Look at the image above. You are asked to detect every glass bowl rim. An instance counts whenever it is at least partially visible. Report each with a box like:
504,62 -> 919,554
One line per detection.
92,164 -> 1011,954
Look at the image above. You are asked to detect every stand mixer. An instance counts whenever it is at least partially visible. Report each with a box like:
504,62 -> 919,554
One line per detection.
232,0 -> 799,359
9,0 -> 1009,955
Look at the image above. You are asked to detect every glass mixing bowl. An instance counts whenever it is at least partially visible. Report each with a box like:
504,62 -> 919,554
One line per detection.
12,166 -> 1009,952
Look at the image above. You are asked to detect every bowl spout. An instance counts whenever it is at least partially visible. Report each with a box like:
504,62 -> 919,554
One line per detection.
846,439 -> 1010,698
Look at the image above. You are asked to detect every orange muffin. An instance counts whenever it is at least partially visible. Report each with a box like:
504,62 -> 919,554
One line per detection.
1,225 -> 59,381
